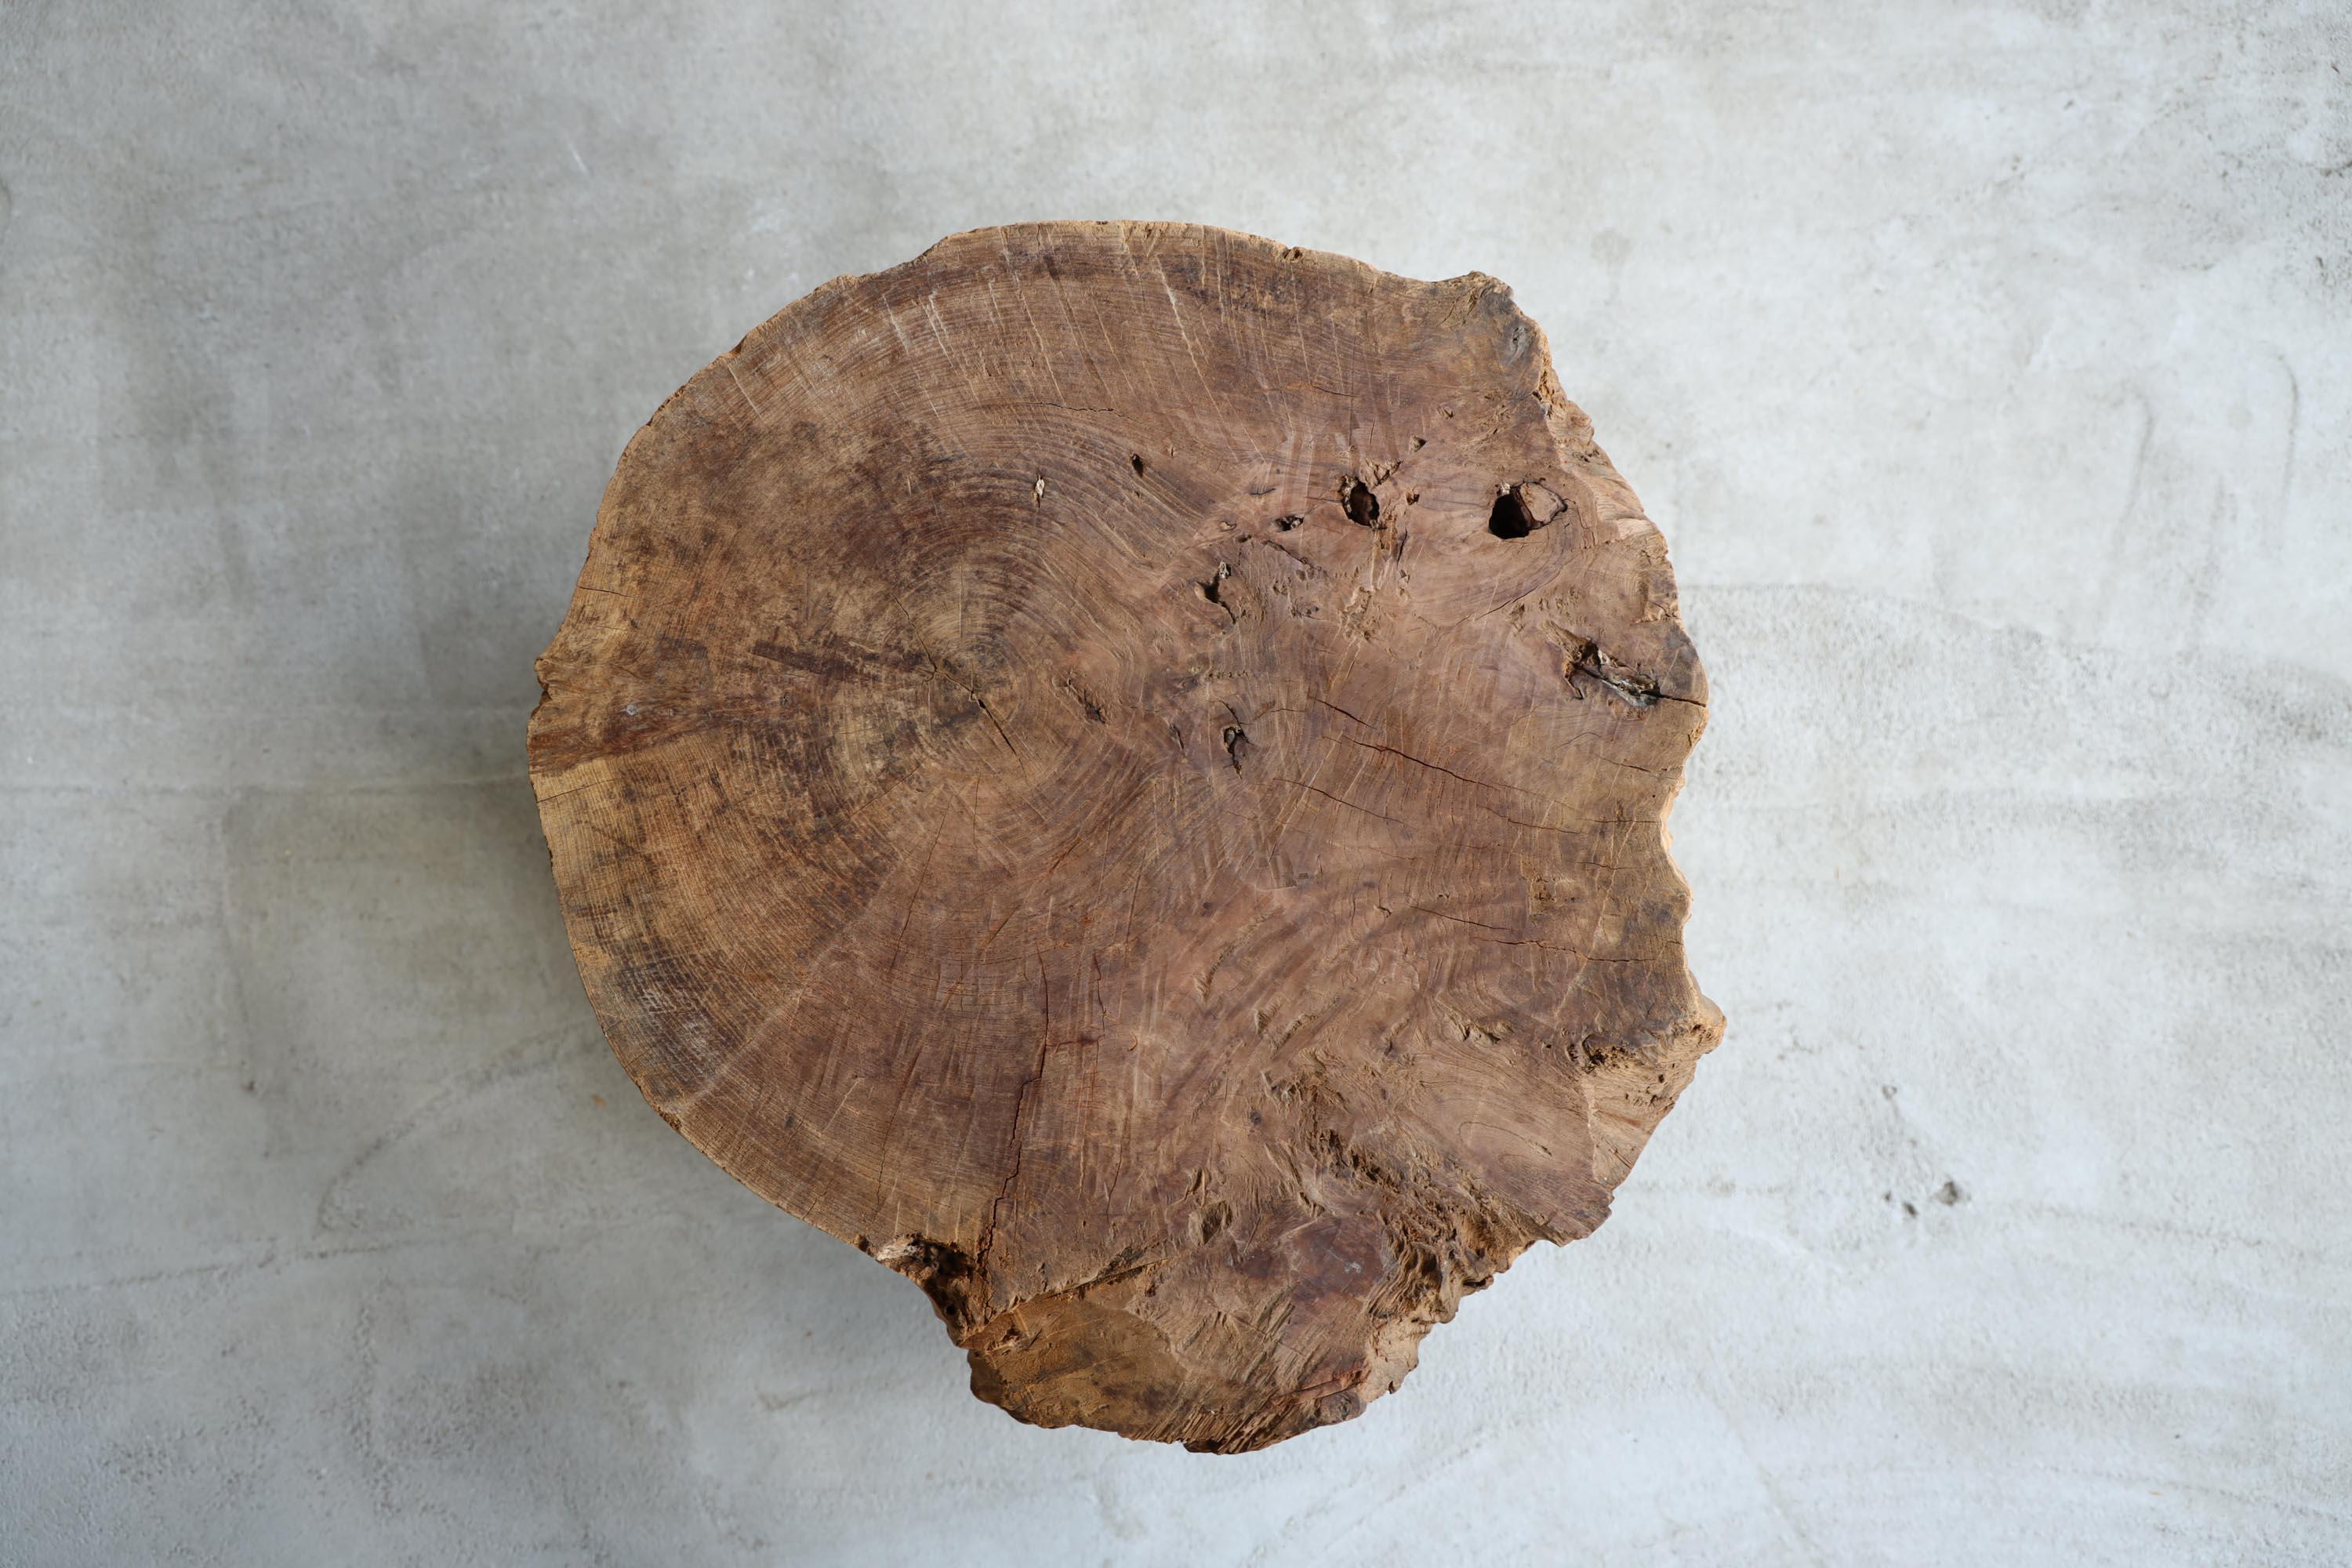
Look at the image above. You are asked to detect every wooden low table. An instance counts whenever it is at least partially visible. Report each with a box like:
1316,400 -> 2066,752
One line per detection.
529,222 -> 1721,1451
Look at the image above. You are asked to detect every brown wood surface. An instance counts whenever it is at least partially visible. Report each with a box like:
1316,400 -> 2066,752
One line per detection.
529,221 -> 1722,1452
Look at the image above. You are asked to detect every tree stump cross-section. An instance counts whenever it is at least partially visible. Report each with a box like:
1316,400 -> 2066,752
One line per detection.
529,221 -> 1722,1453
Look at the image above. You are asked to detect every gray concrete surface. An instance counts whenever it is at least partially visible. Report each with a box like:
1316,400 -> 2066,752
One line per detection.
3,2 -> 2347,1563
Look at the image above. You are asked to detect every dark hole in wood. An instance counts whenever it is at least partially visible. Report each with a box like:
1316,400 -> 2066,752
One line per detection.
1489,487 -> 1534,539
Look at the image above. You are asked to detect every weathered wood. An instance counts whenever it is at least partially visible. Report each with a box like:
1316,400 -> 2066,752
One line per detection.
529,222 -> 1722,1451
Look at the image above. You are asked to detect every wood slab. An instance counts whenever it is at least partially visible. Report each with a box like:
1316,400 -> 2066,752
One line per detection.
529,221 -> 1722,1451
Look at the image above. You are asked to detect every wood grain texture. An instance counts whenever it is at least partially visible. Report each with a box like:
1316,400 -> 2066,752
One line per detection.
529,221 -> 1722,1452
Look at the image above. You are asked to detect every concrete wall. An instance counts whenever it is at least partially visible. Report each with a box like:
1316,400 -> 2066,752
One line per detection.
3,2 -> 2346,1562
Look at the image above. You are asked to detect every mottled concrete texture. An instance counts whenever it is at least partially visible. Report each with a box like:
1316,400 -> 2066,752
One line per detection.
2,3 -> 2346,1563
